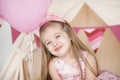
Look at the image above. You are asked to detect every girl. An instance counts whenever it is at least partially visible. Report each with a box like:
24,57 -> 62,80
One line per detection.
39,13 -> 98,80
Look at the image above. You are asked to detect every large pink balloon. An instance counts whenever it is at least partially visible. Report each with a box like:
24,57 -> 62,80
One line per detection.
0,0 -> 51,32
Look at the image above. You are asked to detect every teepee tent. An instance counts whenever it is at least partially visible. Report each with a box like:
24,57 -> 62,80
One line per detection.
48,0 -> 120,26
0,0 -> 120,80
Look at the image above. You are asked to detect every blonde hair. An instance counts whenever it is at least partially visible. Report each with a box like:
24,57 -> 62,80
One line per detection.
39,21 -> 98,80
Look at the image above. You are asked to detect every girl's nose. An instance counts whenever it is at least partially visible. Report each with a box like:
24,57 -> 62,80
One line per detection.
52,40 -> 57,47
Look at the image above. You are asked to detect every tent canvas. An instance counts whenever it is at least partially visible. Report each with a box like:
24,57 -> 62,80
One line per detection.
48,0 -> 120,25
70,4 -> 107,27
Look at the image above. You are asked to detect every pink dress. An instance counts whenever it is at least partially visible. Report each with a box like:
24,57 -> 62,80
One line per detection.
54,51 -> 87,80
96,70 -> 120,80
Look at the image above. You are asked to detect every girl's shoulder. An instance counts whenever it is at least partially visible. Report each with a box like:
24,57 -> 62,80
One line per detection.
82,50 -> 88,58
82,51 -> 89,58
49,58 -> 59,72
82,50 -> 95,60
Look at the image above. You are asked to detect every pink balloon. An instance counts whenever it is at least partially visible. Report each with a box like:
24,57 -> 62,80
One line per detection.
0,0 -> 51,32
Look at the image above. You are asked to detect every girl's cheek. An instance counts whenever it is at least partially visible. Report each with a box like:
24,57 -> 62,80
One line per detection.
47,46 -> 53,52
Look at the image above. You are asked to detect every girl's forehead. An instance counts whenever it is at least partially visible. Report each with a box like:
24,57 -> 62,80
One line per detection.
41,22 -> 62,31
42,23 -> 62,33
40,23 -> 63,40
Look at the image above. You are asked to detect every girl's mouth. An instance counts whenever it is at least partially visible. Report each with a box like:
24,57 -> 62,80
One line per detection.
54,45 -> 62,51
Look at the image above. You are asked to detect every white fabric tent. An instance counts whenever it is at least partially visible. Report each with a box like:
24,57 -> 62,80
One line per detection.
0,0 -> 120,80
48,0 -> 120,25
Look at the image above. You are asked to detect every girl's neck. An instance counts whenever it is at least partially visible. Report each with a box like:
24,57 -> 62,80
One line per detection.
59,47 -> 76,64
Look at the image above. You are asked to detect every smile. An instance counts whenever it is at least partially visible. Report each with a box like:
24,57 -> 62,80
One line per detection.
54,45 -> 63,51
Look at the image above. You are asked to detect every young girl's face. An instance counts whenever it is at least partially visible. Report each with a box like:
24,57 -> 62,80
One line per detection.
41,23 -> 72,57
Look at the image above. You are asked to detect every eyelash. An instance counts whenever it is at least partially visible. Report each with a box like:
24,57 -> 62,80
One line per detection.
56,35 -> 61,38
46,41 -> 51,45
46,34 -> 61,45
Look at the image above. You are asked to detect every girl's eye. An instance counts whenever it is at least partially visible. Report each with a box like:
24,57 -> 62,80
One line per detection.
56,35 -> 61,38
46,41 -> 51,45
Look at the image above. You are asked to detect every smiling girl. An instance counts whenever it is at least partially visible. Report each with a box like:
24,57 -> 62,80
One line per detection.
39,13 -> 98,80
